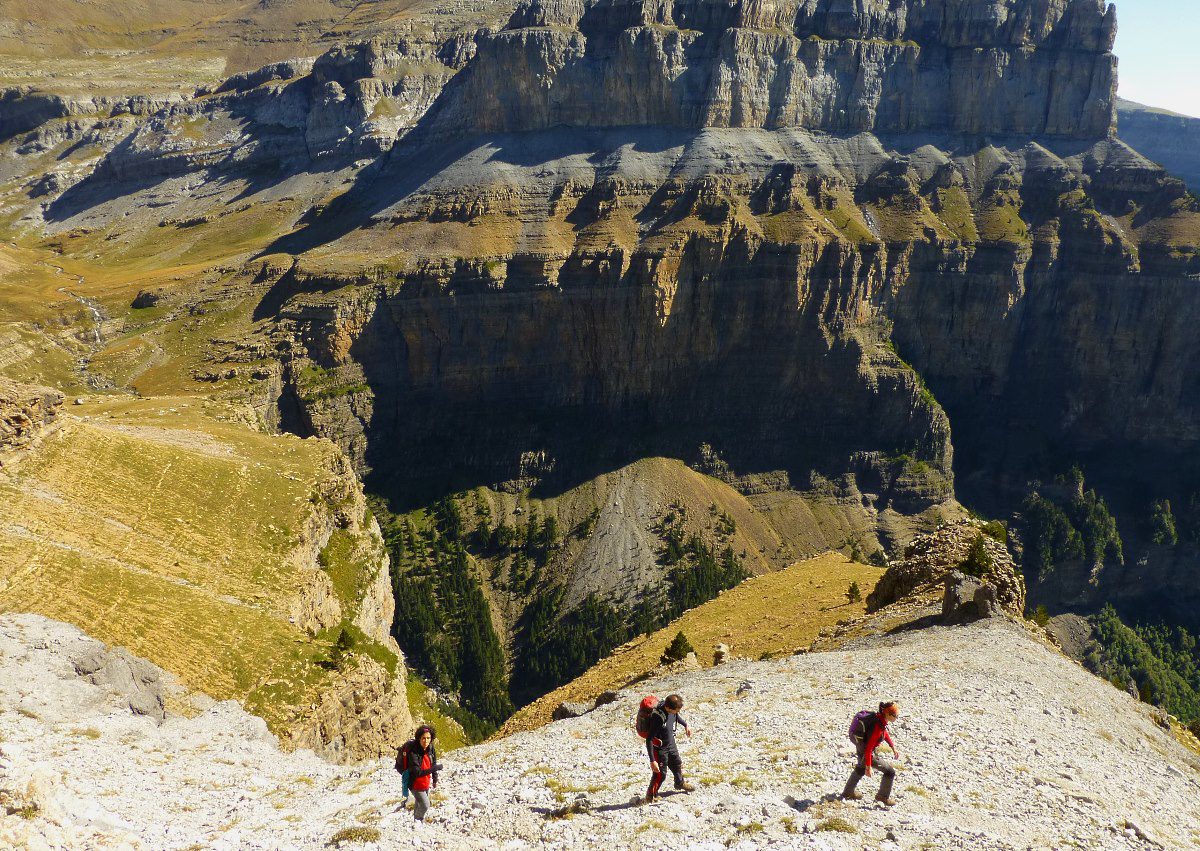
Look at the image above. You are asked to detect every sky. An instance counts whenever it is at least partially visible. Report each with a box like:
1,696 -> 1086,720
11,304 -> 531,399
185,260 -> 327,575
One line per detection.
1113,0 -> 1200,117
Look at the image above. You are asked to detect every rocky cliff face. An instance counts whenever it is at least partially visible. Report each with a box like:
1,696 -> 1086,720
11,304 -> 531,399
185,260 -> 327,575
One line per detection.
426,0 -> 1116,139
3,0 -> 1200,652
1117,98 -> 1200,191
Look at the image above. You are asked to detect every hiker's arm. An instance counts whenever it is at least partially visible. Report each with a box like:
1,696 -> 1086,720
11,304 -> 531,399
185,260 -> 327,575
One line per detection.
678,714 -> 691,737
883,728 -> 899,757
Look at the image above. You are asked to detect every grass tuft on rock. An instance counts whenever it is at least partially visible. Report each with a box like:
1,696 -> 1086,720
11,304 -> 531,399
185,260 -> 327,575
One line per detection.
815,816 -> 857,833
326,826 -> 380,847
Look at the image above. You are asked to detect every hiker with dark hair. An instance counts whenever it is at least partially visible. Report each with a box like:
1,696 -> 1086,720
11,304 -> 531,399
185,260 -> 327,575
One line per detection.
643,693 -> 694,803
843,701 -> 901,806
399,725 -> 441,821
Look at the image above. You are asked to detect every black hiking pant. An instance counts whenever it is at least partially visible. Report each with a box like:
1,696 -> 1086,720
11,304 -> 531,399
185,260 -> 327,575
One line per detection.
647,743 -> 684,798
843,740 -> 895,800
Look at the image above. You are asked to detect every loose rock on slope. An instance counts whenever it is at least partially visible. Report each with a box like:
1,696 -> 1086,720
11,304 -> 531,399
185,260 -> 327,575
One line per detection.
4,611 -> 1199,849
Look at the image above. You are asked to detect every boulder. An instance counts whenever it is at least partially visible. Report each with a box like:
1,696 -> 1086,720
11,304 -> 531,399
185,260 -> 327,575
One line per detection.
0,379 -> 63,455
713,643 -> 730,665
71,647 -> 167,723
131,289 -> 165,309
942,571 -> 1002,625
551,702 -> 592,721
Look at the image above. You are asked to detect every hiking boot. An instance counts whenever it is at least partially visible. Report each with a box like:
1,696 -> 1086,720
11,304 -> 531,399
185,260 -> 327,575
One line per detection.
841,791 -> 864,801
643,794 -> 658,805
675,782 -> 695,793
875,796 -> 897,806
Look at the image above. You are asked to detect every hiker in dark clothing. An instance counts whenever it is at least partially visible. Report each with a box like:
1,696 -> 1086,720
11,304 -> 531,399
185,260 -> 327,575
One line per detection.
394,736 -> 415,807
843,701 -> 901,806
399,725 -> 441,821
645,693 -> 695,803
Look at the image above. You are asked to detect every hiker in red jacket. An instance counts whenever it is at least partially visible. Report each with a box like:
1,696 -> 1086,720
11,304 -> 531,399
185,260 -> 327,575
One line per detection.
842,701 -> 901,806
400,725 -> 441,821
644,694 -> 694,803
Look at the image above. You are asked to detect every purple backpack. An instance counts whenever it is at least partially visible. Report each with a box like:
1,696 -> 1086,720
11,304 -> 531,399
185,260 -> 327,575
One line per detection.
848,710 -> 876,744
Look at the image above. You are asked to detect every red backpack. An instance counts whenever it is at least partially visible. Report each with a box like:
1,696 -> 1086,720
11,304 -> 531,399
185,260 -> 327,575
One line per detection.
635,695 -> 659,738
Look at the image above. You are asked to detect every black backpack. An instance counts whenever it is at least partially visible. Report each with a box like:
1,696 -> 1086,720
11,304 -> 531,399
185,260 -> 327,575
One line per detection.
395,739 -> 416,773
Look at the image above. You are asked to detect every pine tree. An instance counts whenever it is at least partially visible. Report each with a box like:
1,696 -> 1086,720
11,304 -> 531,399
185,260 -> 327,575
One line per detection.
661,630 -> 695,664
1150,499 -> 1179,546
846,581 -> 862,604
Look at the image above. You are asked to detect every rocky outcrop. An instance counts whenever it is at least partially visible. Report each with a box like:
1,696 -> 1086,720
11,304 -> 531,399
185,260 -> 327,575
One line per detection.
1118,98 -> 1200,191
942,569 -> 1001,623
868,519 -> 1025,614
71,647 -> 167,723
0,87 -> 186,143
281,446 -> 414,761
424,0 -> 1116,139
282,655 -> 413,763
263,121 -> 1200,516
0,380 -> 62,457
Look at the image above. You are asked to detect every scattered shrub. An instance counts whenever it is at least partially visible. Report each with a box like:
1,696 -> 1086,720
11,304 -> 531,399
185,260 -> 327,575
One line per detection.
328,627 -> 354,671
980,520 -> 1007,543
815,817 -> 857,833
1089,605 -> 1200,721
958,534 -> 993,578
1029,605 -> 1051,627
846,581 -> 862,604
1021,472 -> 1122,577
375,497 -> 513,728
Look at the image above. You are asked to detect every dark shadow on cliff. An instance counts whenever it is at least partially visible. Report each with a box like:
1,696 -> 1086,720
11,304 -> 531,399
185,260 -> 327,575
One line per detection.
347,248 -> 951,513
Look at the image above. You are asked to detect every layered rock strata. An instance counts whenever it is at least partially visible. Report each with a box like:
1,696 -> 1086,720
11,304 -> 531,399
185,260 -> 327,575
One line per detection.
425,0 -> 1117,139
0,380 -> 62,457
1117,98 -> 1200,191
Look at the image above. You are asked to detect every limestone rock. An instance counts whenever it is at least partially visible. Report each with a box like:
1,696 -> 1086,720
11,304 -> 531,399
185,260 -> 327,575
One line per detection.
0,379 -> 63,456
592,691 -> 620,708
425,0 -> 1116,140
942,570 -> 1000,624
869,520 -> 1026,615
1118,98 -> 1200,191
279,655 -> 413,764
130,289 -> 164,309
6,612 -> 1200,849
71,647 -> 167,723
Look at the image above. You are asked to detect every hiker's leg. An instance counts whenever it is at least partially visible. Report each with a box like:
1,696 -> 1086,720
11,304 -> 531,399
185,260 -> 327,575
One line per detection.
842,742 -> 867,797
873,752 -> 896,800
647,746 -> 665,799
667,750 -> 685,788
412,789 -> 430,821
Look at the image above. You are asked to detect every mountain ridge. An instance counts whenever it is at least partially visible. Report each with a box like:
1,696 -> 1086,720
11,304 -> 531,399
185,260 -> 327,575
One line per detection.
4,608 -> 1199,848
